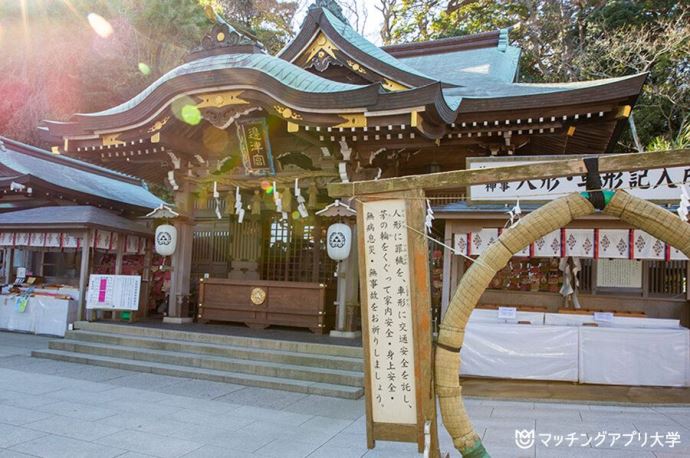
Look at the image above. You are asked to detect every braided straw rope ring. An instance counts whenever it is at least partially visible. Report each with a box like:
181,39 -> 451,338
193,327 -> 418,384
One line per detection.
436,190 -> 690,457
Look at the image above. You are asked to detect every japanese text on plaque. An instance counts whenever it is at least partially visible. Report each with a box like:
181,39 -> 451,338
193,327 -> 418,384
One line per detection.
362,200 -> 417,424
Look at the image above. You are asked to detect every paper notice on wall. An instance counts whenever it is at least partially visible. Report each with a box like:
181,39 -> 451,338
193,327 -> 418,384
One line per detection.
86,275 -> 141,311
596,259 -> 642,289
362,199 -> 417,425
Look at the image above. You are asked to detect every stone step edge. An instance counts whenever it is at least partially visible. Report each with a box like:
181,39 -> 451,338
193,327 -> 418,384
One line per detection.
31,349 -> 364,400
73,321 -> 363,358
66,330 -> 364,369
50,339 -> 364,384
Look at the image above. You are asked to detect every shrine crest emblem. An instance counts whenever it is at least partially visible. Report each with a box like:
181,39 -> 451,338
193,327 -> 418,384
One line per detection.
328,231 -> 346,249
250,287 -> 267,305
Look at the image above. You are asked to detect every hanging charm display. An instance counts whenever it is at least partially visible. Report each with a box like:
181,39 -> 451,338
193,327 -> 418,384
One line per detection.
212,181 -> 222,220
425,199 -> 434,234
506,197 -> 522,228
234,186 -> 245,223
295,179 -> 309,218
273,181 -> 283,214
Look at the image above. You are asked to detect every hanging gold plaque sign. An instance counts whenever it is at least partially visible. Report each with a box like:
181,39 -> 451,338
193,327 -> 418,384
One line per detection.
250,287 -> 266,305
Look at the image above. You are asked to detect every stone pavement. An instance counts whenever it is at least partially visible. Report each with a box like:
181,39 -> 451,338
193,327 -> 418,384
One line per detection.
0,331 -> 689,458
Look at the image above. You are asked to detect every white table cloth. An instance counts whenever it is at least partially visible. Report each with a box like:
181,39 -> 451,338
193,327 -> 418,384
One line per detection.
461,310 -> 689,386
0,295 -> 78,337
579,326 -> 690,387
461,322 -> 579,381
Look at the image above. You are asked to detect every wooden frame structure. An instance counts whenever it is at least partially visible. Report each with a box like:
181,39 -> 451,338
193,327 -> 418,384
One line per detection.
328,148 -> 690,456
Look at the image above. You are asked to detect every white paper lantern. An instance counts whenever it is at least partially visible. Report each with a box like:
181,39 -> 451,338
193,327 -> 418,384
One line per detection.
327,223 -> 351,261
155,224 -> 177,256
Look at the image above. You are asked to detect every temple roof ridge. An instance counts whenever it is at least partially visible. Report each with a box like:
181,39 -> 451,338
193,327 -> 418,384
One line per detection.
277,5 -> 440,89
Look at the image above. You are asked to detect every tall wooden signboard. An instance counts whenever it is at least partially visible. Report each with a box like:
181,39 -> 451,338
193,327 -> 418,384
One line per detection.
355,189 -> 439,455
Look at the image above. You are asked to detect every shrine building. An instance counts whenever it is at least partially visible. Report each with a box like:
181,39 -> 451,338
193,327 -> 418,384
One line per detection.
36,0 -> 660,340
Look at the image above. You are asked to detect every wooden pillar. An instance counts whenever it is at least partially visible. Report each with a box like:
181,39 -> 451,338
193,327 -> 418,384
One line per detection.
77,229 -> 92,322
167,220 -> 193,320
141,240 -> 153,319
165,179 -> 194,323
344,223 -> 360,325
441,221 -> 453,317
331,222 -> 361,337
3,248 -> 13,284
114,235 -> 124,274
111,234 -> 125,321
312,216 -> 321,283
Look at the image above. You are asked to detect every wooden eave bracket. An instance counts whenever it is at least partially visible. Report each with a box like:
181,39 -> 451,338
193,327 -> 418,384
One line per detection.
410,110 -> 447,140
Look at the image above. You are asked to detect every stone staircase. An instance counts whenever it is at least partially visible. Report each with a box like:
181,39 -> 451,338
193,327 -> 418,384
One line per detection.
32,321 -> 364,399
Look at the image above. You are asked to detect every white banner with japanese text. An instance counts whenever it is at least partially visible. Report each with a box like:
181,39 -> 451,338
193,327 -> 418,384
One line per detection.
467,155 -> 690,203
362,199 -> 417,425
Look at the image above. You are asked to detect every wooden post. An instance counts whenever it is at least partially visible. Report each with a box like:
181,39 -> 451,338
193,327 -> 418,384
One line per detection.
112,233 -> 125,321
141,240 -> 153,319
77,229 -> 92,322
166,179 -> 194,322
114,236 -> 124,274
334,258 -> 348,332
344,223 -> 360,330
355,189 -> 439,456
3,248 -> 13,284
167,220 -> 193,320
441,222 -> 453,317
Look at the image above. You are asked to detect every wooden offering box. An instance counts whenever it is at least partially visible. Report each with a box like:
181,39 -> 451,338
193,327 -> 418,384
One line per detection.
198,278 -> 336,334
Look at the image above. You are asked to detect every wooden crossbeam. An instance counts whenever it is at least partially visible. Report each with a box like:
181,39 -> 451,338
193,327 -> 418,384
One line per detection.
328,149 -> 690,197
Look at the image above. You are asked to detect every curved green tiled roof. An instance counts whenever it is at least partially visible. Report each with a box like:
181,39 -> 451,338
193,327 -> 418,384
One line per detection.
0,138 -> 166,210
320,9 -> 435,82
442,74 -> 645,99
82,53 -> 367,118
399,45 -> 521,85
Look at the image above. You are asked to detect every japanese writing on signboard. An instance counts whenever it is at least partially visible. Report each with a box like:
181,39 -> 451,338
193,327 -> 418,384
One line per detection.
236,118 -> 275,176
362,199 -> 417,424
86,275 -> 141,311
467,156 -> 690,202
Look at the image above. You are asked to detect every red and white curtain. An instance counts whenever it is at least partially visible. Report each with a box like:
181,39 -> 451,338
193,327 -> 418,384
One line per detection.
454,228 -> 688,261
0,232 -> 83,249
0,231 -> 147,255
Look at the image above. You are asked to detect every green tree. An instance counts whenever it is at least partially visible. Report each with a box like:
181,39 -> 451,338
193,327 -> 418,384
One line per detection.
202,0 -> 298,54
0,0 -> 208,144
